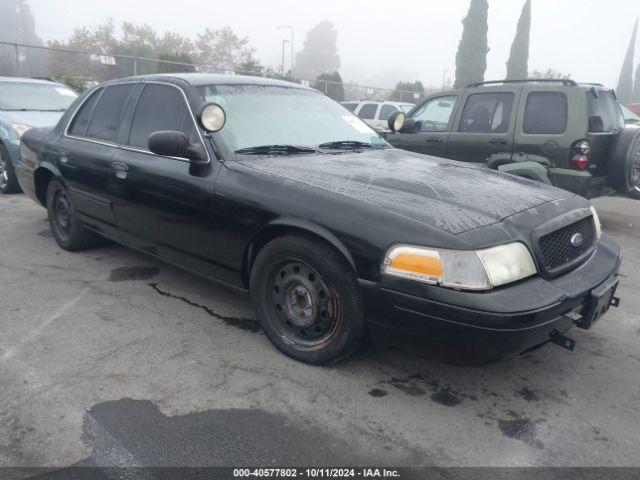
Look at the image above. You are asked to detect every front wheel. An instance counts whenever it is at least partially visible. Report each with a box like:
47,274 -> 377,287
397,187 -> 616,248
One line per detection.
0,145 -> 21,194
250,235 -> 366,365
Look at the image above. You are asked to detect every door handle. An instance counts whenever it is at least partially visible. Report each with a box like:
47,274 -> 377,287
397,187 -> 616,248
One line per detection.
111,161 -> 130,179
426,137 -> 443,144
489,138 -> 508,145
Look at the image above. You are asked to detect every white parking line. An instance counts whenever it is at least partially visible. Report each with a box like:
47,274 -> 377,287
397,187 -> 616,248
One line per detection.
1,286 -> 91,362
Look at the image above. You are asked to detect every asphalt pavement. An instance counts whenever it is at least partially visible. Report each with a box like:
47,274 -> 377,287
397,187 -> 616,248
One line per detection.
0,193 -> 639,473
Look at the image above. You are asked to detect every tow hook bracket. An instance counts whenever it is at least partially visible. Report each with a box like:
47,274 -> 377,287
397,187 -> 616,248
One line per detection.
550,330 -> 576,352
610,297 -> 621,308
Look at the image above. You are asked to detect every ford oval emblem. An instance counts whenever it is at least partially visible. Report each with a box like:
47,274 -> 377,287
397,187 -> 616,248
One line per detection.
570,233 -> 584,248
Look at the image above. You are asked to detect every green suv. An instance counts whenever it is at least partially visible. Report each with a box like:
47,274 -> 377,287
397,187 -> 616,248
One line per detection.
386,79 -> 640,199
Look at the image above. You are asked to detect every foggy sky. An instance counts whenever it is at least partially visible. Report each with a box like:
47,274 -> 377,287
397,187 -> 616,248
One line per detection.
24,0 -> 640,89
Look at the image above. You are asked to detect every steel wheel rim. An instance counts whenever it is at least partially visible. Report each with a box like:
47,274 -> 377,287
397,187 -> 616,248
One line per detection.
0,154 -> 7,189
267,260 -> 342,351
53,190 -> 73,240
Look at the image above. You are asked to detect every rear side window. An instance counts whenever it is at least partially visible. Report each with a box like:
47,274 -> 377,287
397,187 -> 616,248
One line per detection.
379,105 -> 398,121
523,92 -> 567,134
357,103 -> 378,120
587,91 -> 624,133
68,89 -> 102,136
128,84 -> 199,150
459,93 -> 514,133
86,84 -> 135,142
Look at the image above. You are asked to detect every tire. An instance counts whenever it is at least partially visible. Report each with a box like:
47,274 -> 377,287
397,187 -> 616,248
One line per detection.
250,234 -> 366,365
609,127 -> 640,199
0,144 -> 21,194
46,178 -> 100,251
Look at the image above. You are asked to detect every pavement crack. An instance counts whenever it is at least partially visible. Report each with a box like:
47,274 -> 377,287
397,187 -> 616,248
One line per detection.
148,283 -> 260,333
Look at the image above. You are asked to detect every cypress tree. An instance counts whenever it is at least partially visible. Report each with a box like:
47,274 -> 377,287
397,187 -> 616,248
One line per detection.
506,0 -> 531,80
454,0 -> 489,88
616,20 -> 637,105
633,55 -> 640,102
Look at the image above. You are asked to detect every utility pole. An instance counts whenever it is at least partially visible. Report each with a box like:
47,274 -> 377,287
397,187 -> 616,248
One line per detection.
18,0 -> 29,76
277,25 -> 294,73
281,40 -> 290,76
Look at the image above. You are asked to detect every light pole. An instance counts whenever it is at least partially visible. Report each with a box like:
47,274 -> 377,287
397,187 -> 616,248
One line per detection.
277,25 -> 294,74
281,40 -> 291,76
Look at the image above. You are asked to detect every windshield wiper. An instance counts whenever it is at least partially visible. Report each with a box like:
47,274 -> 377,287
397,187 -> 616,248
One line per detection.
235,145 -> 319,156
318,140 -> 387,150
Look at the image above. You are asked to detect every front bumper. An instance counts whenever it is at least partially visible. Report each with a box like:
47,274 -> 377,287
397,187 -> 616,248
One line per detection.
360,234 -> 622,360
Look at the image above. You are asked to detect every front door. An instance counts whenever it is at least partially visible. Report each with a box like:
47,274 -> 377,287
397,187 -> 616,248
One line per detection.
58,83 -> 137,238
109,82 -> 220,277
446,89 -> 520,164
386,95 -> 458,157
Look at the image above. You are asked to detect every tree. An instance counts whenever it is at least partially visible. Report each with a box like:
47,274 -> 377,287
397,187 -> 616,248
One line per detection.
0,0 -> 46,76
157,53 -> 196,73
530,68 -> 571,79
314,72 -> 345,102
616,20 -> 637,105
389,81 -> 425,103
195,26 -> 257,71
506,0 -> 531,80
454,0 -> 489,88
293,21 -> 341,80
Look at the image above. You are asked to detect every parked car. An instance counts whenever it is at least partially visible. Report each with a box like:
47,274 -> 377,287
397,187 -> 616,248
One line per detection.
18,74 -> 621,364
341,101 -> 414,131
621,104 -> 640,125
626,103 -> 640,116
0,77 -> 78,194
385,79 -> 640,199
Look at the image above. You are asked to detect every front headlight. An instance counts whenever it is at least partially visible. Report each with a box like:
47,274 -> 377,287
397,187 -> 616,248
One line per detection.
382,242 -> 537,291
12,123 -> 34,139
590,205 -> 602,239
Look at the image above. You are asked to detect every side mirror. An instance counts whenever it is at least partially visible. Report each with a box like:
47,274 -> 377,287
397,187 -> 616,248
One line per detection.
148,131 -> 207,163
588,115 -> 604,133
388,111 -> 417,133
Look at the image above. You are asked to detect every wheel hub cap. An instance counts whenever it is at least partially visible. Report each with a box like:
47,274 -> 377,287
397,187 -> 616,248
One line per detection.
0,156 -> 7,188
286,284 -> 315,327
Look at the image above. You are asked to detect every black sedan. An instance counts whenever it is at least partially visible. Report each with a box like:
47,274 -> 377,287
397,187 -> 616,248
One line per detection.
16,74 -> 621,364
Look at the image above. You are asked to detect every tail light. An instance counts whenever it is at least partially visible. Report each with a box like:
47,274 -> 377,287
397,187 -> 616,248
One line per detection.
570,140 -> 591,170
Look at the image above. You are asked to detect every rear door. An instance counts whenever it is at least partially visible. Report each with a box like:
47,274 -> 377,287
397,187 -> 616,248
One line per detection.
109,82 -> 220,276
58,83 -> 137,238
386,94 -> 459,157
446,88 -> 520,163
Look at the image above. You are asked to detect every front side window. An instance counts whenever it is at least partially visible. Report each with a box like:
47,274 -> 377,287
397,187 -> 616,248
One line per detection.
458,93 -> 514,133
196,85 -> 386,153
523,92 -> 568,134
0,82 -> 77,111
128,84 -> 199,149
86,84 -> 135,142
411,96 -> 457,132
357,103 -> 378,120
379,105 -> 398,121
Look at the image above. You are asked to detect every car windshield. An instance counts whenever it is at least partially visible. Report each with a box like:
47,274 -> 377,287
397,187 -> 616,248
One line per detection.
0,82 -> 78,111
587,90 -> 624,133
196,84 -> 387,154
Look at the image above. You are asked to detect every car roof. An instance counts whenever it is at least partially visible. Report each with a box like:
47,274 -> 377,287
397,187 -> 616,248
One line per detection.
341,101 -> 414,106
0,76 -> 65,86
109,73 -> 312,90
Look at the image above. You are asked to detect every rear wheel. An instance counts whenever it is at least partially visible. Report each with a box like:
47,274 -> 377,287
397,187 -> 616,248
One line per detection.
0,145 -> 21,194
609,128 -> 640,199
46,178 -> 100,251
250,235 -> 366,365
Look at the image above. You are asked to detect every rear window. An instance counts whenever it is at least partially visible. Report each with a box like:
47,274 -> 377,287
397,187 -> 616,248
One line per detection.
523,92 -> 568,134
357,103 -> 378,120
587,91 -> 625,133
86,84 -> 135,142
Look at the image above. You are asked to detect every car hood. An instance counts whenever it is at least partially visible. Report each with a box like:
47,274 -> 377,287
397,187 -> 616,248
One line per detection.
0,110 -> 65,129
238,149 -> 570,235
